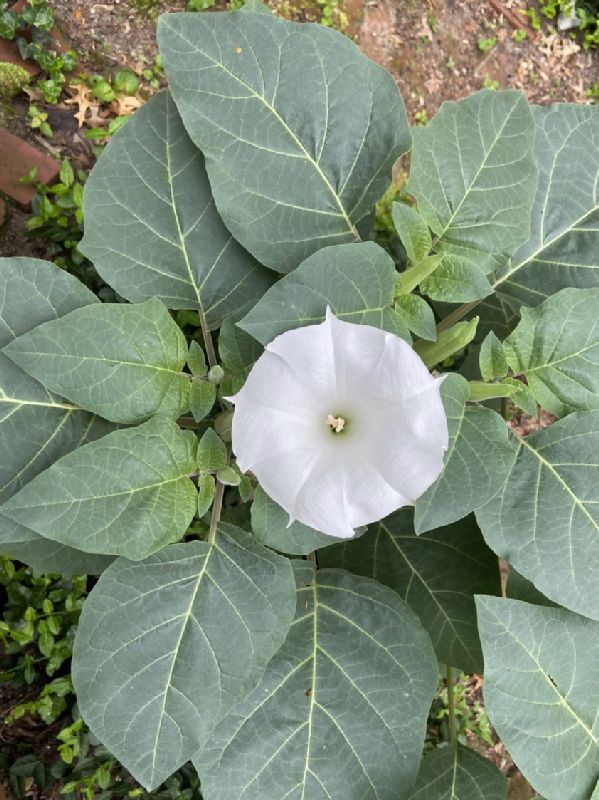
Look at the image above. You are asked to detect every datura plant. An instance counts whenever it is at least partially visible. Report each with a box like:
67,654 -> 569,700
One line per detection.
1,3 -> 599,799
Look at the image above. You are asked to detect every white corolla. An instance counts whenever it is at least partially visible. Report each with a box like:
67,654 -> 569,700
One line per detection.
229,309 -> 449,538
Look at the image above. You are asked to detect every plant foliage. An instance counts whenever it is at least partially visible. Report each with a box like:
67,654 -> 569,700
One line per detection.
1,4 -> 599,799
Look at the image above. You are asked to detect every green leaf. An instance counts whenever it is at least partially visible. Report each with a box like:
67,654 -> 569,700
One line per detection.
73,527 -> 296,791
414,318 -> 477,367
187,341 -> 207,377
216,465 -> 240,486
80,90 -> 273,327
397,254 -> 444,296
158,12 -> 410,272
4,298 -> 190,425
408,90 -> 538,301
492,104 -> 599,308
239,242 -> 410,345
241,0 -> 272,13
479,331 -> 507,382
0,514 -> 113,576
394,294 -> 437,341
3,417 -> 198,560
319,509 -> 500,673
408,744 -> 507,800
392,202 -> 432,264
194,563 -> 438,800
218,317 -> 263,395
476,412 -> 599,620
59,159 -> 74,187
421,254 -> 493,304
197,474 -> 216,517
251,484 -> 353,555
415,374 -> 516,533
477,596 -> 599,800
197,428 -> 228,472
505,567 -> 556,608
0,257 -> 116,575
500,377 -> 537,416
503,288 -> 599,417
190,379 -> 216,422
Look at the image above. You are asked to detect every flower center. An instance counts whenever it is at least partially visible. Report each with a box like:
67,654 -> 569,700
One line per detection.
326,414 -> 346,434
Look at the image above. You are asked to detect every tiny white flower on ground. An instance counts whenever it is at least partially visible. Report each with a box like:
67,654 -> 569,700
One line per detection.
229,309 -> 449,539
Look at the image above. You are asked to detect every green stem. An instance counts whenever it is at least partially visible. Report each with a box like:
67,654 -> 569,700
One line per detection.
468,381 -> 514,402
436,300 -> 479,334
396,255 -> 444,296
447,665 -> 457,749
208,480 -> 225,545
198,311 -> 218,369
414,317 -> 478,368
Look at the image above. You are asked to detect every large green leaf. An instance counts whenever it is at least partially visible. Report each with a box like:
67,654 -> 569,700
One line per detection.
408,744 -> 507,800
3,416 -> 198,560
194,563 -> 438,800
319,509 -> 500,672
477,597 -> 599,800
80,91 -> 273,327
73,526 -> 296,791
407,90 -> 538,302
502,288 -> 599,417
158,10 -> 410,272
476,412 -> 599,620
4,298 -> 190,425
0,515 -> 112,576
251,484 -> 362,555
238,242 -> 409,344
493,104 -> 599,308
0,257 -> 116,574
414,374 -> 516,533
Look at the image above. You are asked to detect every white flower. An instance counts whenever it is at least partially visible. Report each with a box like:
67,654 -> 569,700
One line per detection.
229,309 -> 449,539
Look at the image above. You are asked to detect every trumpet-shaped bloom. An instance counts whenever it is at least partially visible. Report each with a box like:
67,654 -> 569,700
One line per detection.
229,310 -> 449,539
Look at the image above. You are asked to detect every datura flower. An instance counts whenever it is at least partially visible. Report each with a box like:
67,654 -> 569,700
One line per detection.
229,309 -> 449,539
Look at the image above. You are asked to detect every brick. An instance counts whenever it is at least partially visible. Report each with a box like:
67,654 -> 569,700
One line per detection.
0,128 -> 59,208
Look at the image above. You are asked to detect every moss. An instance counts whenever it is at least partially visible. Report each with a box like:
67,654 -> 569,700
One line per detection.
0,62 -> 31,101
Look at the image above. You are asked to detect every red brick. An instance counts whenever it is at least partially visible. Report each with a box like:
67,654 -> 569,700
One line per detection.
0,128 -> 59,208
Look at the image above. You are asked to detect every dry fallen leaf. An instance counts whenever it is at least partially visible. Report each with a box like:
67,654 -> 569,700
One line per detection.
111,94 -> 143,116
65,83 -> 99,127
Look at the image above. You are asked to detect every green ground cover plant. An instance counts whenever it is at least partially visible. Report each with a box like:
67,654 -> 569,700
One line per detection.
2,2 -> 599,799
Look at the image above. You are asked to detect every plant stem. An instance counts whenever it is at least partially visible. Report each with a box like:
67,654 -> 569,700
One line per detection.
436,301 -> 479,334
208,480 -> 225,545
199,311 -> 218,369
447,665 -> 458,749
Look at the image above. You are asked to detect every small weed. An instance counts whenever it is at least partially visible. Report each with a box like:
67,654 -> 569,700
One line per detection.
512,28 -> 527,41
434,673 -> 494,746
0,0 -> 78,103
478,35 -> 497,52
587,81 -> 599,100
483,75 -> 500,90
27,103 -> 52,137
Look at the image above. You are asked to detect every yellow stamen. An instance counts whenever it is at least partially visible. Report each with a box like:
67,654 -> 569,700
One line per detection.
326,414 -> 346,433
